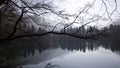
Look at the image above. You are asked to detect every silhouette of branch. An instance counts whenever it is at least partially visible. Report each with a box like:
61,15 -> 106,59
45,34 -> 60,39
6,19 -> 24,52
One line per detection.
63,0 -> 96,32
25,13 -> 53,28
0,31 -> 106,43
52,22 -> 65,32
9,0 -> 22,9
17,28 -> 47,49
0,0 -> 117,44
5,8 -> 24,39
73,20 -> 96,34
110,0 -> 117,17
45,63 -> 59,68
63,5 -> 88,32
101,0 -> 114,21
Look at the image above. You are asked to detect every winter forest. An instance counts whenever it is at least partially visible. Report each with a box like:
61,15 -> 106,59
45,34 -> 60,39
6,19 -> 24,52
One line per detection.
0,0 -> 120,68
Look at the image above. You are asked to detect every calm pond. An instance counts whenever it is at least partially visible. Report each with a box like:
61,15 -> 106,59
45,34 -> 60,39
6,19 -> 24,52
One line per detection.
0,36 -> 120,68
20,47 -> 120,68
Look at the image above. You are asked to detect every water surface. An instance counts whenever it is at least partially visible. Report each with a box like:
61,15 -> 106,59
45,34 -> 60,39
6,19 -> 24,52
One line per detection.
0,37 -> 120,68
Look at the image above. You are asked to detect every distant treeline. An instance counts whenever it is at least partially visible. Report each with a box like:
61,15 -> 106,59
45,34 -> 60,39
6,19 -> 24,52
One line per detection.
1,24 -> 120,50
59,24 -> 120,41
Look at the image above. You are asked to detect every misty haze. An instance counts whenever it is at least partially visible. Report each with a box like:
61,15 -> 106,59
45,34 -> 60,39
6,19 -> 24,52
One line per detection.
0,0 -> 120,68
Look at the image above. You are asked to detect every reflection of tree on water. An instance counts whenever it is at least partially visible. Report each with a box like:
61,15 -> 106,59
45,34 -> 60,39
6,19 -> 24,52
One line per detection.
0,26 -> 120,68
57,36 -> 98,52
0,36 -> 50,68
0,34 -> 120,61
57,35 -> 120,52
100,41 -> 120,52
1,24 -> 120,60
45,63 -> 60,68
99,24 -> 120,52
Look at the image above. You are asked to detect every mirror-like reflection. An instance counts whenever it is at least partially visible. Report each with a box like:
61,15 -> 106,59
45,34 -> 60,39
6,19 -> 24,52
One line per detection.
0,35 -> 120,68
22,47 -> 120,68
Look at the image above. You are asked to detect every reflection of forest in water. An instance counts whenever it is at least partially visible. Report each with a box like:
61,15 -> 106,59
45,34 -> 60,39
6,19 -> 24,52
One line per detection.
0,35 -> 120,60
1,24 -> 120,63
0,33 -> 120,68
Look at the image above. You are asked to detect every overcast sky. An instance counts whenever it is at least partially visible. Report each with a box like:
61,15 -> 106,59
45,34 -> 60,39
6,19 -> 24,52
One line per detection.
30,0 -> 120,29
48,0 -> 120,27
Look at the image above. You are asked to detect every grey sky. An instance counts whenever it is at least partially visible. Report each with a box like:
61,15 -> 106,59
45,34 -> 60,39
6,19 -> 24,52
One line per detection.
21,0 -> 120,29
49,0 -> 120,27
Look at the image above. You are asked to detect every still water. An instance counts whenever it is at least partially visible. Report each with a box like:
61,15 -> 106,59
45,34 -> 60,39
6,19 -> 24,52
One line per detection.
21,47 -> 120,68
0,37 -> 120,68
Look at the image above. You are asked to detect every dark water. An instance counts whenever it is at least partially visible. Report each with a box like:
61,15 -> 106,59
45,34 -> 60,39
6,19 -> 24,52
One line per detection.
21,47 -> 120,68
0,37 -> 120,68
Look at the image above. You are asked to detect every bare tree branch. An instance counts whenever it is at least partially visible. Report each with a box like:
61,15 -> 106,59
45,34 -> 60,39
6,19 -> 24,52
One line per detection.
63,0 -> 96,32
73,19 -> 97,34
6,8 -> 24,39
52,22 -> 65,32
0,31 -> 106,43
110,0 -> 117,17
0,0 -> 118,44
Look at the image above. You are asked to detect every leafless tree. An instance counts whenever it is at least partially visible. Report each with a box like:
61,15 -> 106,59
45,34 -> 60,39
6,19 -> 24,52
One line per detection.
0,0 -> 119,43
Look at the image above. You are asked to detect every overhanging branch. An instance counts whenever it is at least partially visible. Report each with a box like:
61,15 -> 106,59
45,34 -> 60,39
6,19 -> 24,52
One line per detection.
5,8 -> 24,39
0,31 -> 105,43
